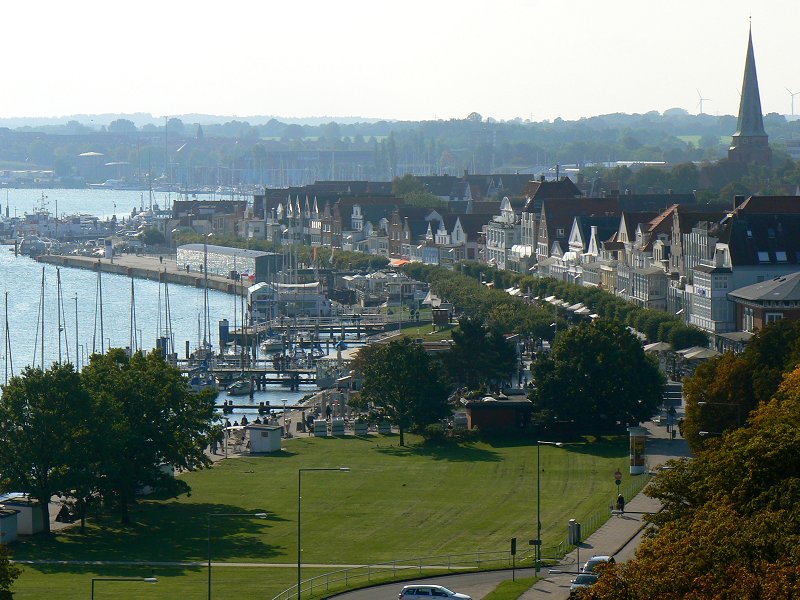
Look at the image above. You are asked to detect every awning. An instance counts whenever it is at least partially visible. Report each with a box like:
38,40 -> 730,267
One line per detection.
644,341 -> 672,353
389,259 -> 410,267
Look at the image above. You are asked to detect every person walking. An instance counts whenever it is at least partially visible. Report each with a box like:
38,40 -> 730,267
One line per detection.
616,494 -> 625,513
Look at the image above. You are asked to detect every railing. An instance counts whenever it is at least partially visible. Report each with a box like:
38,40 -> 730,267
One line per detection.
560,473 -> 652,553
269,550 -> 531,600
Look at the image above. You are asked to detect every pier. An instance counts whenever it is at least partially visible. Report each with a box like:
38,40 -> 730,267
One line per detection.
36,253 -> 251,295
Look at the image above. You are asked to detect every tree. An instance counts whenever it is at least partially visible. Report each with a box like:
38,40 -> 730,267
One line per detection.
0,545 -> 21,599
351,338 -> 450,446
140,227 -> 165,246
0,363 -> 90,534
81,349 -> 216,523
108,119 -> 137,134
529,321 -> 664,430
585,366 -> 800,599
682,319 -> 800,451
392,174 -> 425,196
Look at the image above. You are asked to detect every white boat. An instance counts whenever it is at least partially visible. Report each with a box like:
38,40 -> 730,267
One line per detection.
227,378 -> 253,397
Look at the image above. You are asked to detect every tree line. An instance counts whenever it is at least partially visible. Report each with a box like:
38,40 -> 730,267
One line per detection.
0,349 -> 216,532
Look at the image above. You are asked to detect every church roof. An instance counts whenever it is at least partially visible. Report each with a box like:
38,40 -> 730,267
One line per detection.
734,28 -> 768,138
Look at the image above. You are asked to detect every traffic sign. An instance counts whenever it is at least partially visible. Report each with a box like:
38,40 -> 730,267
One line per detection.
614,469 -> 622,482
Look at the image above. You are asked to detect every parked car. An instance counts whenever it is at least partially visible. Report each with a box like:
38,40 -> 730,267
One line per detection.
399,584 -> 472,599
570,573 -> 598,591
581,555 -> 615,573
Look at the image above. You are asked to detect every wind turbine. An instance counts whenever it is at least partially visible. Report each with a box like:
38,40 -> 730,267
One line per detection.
786,88 -> 800,116
696,89 -> 711,115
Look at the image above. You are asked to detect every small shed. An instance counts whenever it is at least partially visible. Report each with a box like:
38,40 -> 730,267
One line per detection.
464,395 -> 533,432
246,424 -> 284,453
0,509 -> 19,544
0,497 -> 44,535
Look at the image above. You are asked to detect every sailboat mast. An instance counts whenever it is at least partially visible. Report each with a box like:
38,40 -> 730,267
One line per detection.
99,269 -> 105,353
74,293 -> 79,370
56,268 -> 63,364
40,268 -> 45,369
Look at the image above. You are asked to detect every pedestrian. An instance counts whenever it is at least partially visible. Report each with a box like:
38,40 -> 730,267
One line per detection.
211,439 -> 218,455
616,494 -> 625,513
159,255 -> 163,264
241,414 -> 248,427
325,405 -> 332,420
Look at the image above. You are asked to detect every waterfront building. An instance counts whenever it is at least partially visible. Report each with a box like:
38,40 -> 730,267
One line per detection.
176,244 -> 281,282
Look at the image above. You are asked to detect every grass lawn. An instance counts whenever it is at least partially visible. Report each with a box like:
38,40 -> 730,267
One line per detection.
483,576 -> 538,600
11,434 -> 634,599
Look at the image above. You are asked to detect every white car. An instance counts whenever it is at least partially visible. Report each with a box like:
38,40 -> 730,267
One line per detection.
398,584 -> 472,599
581,554 -> 615,573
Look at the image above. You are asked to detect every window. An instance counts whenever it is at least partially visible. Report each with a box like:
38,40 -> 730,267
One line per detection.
757,251 -> 770,263
556,228 -> 565,237
776,251 -> 788,262
765,312 -> 783,324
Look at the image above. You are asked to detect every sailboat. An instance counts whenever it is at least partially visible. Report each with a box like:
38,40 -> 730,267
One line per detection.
188,239 -> 218,395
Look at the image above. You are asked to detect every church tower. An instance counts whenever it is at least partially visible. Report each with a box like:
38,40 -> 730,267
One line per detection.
728,27 -> 772,166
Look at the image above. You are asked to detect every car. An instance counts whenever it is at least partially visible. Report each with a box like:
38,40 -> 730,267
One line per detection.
398,584 -> 472,599
570,573 -> 598,591
581,554 -> 615,573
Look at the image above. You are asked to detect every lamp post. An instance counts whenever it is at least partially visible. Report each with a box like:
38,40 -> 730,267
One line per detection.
536,440 -> 563,575
207,512 -> 267,600
298,467 -> 349,599
91,576 -> 157,599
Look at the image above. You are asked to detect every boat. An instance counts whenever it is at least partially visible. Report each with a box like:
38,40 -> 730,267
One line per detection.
189,368 -> 218,394
227,378 -> 253,397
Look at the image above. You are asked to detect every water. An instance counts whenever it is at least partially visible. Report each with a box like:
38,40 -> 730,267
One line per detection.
0,188 -> 316,416
0,188 -> 179,221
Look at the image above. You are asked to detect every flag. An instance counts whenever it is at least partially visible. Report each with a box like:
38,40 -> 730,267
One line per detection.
313,247 -> 317,262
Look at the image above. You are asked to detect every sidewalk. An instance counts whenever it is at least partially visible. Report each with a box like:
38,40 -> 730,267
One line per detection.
518,416 -> 692,600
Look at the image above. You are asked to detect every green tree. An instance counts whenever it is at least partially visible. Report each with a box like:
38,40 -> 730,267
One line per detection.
529,321 -> 664,430
0,544 -> 21,599
444,317 -> 517,391
81,349 -> 216,523
392,174 -> 425,196
0,363 -> 90,534
351,338 -> 450,446
140,228 -> 165,246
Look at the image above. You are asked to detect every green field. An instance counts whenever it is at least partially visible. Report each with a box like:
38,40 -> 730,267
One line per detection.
11,434 -> 635,599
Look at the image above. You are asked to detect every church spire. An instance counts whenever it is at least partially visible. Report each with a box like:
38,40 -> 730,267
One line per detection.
728,25 -> 771,166
735,27 -> 767,137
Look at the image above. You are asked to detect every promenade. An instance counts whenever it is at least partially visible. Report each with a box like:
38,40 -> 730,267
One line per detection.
37,252 -> 250,295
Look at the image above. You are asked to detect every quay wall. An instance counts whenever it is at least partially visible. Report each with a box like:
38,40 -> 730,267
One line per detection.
36,254 -> 246,295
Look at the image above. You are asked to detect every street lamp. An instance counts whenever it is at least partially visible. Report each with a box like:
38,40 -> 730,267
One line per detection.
91,576 -> 157,599
207,512 -> 268,600
536,440 -> 563,575
298,467 -> 349,599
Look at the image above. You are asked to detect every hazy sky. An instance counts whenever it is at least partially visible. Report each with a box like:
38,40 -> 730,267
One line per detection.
2,0 -> 797,122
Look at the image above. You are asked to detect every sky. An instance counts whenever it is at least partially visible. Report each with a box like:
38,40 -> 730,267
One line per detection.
1,0 -> 798,123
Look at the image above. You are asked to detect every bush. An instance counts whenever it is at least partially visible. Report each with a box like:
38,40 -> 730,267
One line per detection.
421,423 -> 447,444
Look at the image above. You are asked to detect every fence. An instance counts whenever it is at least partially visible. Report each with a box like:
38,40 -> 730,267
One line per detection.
269,550 -> 530,600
